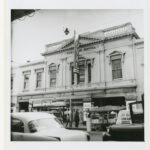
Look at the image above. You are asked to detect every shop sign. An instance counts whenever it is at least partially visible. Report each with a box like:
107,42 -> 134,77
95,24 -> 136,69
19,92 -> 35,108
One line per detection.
42,99 -> 52,106
51,101 -> 66,106
33,100 -> 42,107
32,99 -> 65,107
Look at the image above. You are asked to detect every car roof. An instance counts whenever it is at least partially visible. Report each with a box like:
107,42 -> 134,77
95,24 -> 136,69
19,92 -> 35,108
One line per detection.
11,112 -> 55,122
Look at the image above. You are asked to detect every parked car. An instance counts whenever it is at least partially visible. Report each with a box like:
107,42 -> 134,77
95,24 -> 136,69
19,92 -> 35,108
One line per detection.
49,110 -> 63,123
11,132 -> 59,141
11,112 -> 90,141
103,100 -> 144,141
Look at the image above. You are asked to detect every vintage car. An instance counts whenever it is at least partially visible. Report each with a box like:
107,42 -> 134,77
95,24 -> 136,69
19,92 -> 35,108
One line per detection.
103,100 -> 144,141
11,132 -> 59,141
11,112 -> 90,141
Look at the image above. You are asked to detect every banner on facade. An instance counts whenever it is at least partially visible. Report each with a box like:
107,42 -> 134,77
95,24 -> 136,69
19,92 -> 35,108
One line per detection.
32,99 -> 66,107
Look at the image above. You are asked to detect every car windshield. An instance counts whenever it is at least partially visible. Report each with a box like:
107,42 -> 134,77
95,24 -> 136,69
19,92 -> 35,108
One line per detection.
28,118 -> 64,133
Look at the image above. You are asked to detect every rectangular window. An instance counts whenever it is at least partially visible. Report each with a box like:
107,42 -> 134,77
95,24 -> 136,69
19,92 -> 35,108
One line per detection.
88,63 -> 91,83
79,64 -> 85,83
24,74 -> 29,90
36,72 -> 42,88
112,59 -> 122,79
50,69 -> 56,87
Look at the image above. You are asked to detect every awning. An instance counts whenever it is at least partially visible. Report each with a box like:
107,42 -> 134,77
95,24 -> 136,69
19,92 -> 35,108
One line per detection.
90,105 -> 126,112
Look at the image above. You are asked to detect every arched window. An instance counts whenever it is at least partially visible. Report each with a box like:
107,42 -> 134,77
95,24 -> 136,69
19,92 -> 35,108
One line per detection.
49,63 -> 56,87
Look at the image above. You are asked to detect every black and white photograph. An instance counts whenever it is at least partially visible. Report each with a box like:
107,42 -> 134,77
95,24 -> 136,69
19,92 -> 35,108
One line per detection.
10,9 -> 145,142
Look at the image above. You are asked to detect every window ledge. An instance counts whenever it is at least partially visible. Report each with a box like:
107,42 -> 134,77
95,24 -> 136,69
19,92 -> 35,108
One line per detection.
22,89 -> 29,92
35,88 -> 45,91
113,78 -> 123,81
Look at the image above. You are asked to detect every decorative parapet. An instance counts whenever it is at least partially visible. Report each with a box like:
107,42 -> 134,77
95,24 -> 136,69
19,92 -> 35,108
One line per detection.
103,23 -> 138,40
42,23 -> 140,56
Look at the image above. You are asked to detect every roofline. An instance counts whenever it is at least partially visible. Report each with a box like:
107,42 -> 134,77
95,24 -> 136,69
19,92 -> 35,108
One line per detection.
42,34 -> 137,56
135,38 -> 144,45
19,60 -> 45,68
42,22 -> 140,56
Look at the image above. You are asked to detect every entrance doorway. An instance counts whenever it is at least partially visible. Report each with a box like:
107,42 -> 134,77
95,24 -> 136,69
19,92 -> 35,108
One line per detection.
19,102 -> 29,112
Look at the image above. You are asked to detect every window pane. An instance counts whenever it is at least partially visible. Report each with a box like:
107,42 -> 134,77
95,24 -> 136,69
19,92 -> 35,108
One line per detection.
112,59 -> 121,70
36,72 -> 42,88
72,66 -> 74,85
112,59 -> 122,79
79,64 -> 85,83
88,63 -> 91,83
24,74 -> 29,89
49,65 -> 56,87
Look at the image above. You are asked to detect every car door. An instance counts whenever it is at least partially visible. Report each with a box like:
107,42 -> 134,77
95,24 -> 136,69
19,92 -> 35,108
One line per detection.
11,117 -> 59,141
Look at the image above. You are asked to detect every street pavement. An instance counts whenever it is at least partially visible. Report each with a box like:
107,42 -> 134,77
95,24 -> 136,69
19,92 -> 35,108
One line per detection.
88,131 -> 103,141
65,123 -> 103,141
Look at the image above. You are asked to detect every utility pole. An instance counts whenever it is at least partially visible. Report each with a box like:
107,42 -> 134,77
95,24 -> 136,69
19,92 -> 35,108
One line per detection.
73,30 -> 79,85
63,28 -> 80,128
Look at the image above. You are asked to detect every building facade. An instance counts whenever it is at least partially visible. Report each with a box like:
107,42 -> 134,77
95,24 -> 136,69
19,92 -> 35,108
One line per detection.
11,23 -> 144,122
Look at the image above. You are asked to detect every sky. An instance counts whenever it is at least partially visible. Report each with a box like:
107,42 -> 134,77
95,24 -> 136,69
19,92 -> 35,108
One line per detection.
11,9 -> 144,65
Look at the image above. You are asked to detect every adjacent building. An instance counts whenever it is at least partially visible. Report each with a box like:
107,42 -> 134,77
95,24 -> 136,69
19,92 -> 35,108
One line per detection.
11,22 -> 144,122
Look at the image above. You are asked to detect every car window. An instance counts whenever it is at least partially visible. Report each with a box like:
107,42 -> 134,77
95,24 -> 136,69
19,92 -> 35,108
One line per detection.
28,118 -> 63,133
11,118 -> 24,133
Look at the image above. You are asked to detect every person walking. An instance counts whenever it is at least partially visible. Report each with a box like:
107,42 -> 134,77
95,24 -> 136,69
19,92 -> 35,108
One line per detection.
65,113 -> 70,128
74,110 -> 80,128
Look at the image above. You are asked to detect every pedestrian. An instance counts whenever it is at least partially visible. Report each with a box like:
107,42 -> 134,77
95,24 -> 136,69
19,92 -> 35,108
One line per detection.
74,109 -> 80,128
65,113 -> 70,128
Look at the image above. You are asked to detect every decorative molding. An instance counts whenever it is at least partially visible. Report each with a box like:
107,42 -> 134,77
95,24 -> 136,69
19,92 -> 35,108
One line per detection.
48,63 -> 60,73
86,58 -> 95,68
22,70 -> 31,75
34,68 -> 44,73
107,51 -> 126,64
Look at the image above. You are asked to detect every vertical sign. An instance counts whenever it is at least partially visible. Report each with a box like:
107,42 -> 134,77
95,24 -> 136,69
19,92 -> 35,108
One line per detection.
83,103 -> 91,121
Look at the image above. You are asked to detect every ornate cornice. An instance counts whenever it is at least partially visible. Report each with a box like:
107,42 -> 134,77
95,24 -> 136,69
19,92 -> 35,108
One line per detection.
42,23 -> 140,56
